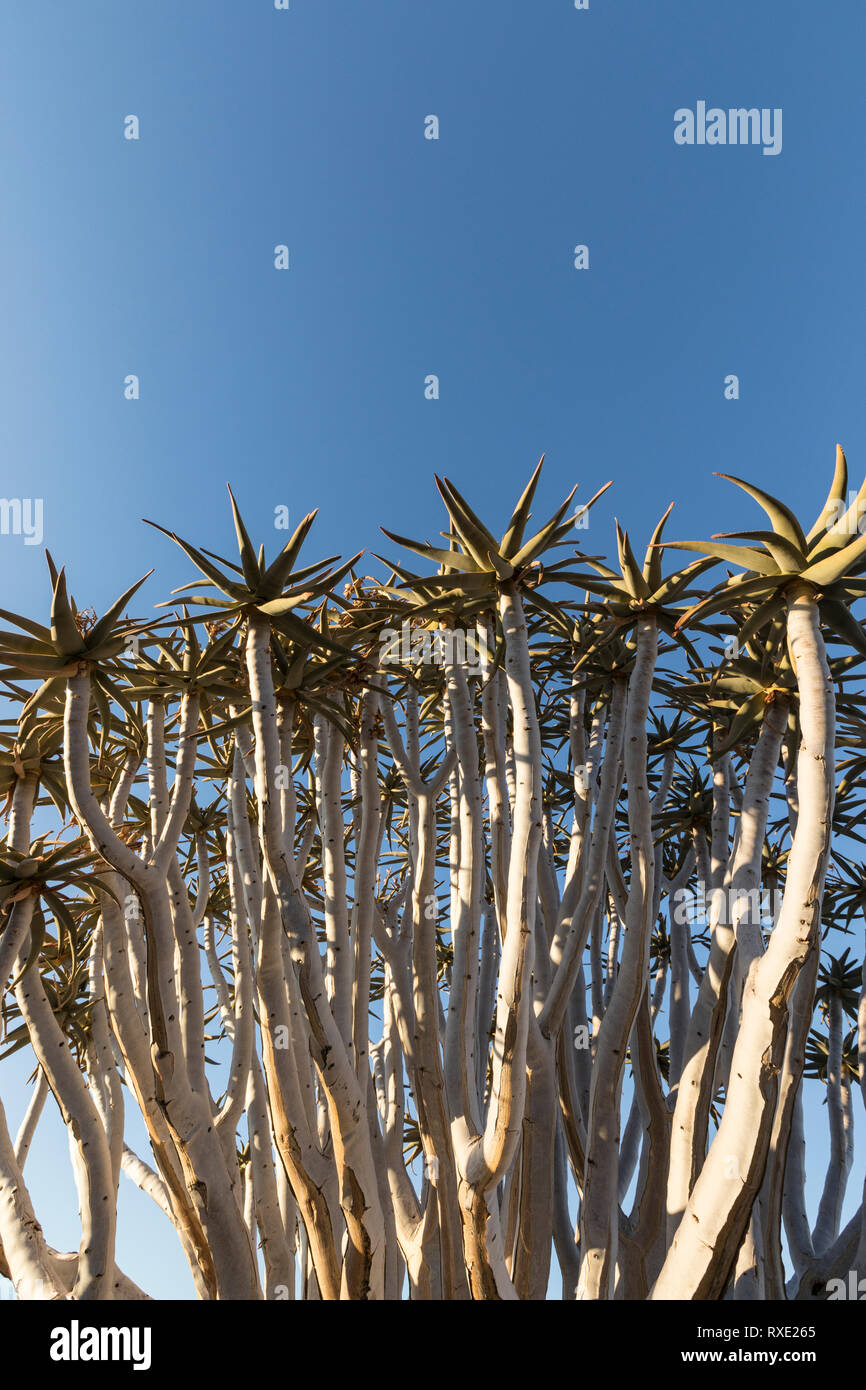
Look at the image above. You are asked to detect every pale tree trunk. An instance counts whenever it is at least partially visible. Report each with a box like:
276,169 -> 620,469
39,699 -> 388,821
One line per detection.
245,616 -> 386,1299
666,696 -> 788,1245
64,672 -> 260,1299
653,585 -> 834,1300
578,615 -> 657,1300
456,583 -> 541,1299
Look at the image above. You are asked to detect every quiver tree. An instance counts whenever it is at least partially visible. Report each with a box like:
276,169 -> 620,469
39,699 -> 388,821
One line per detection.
0,449 -> 865,1301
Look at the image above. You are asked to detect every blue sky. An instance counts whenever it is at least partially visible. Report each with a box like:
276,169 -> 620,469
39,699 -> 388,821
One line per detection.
1,1 -> 864,1298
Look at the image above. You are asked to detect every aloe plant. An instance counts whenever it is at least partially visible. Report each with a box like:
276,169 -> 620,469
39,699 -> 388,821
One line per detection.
1,449 -> 865,1305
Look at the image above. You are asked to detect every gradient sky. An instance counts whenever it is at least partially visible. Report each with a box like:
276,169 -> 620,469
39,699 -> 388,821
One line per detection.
1,1 -> 864,1298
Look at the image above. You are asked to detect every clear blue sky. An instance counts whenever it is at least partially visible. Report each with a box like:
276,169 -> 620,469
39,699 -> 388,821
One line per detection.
0,1 -> 864,1298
